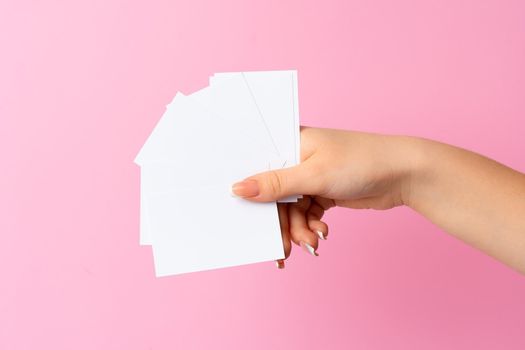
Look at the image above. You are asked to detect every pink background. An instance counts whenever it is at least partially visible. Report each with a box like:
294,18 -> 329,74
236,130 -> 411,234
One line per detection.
1,0 -> 524,349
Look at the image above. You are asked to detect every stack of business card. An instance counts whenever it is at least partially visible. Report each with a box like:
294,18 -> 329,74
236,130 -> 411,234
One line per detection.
135,70 -> 300,277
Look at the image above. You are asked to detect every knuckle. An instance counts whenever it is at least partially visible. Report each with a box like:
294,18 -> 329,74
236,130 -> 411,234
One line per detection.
266,170 -> 284,196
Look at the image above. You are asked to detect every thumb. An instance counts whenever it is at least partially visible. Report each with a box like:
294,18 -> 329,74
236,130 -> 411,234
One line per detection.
231,163 -> 320,202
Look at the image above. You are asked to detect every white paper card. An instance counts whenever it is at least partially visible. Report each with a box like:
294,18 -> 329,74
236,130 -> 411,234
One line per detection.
148,187 -> 284,276
138,80 -> 283,245
211,70 -> 300,202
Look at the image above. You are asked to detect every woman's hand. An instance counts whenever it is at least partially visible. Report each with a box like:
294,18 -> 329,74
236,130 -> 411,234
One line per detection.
232,127 -> 421,264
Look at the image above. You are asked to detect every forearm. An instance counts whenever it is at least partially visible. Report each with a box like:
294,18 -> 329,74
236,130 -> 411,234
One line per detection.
405,138 -> 525,273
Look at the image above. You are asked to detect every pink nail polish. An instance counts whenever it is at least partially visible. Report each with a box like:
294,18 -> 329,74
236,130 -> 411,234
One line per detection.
275,259 -> 285,269
231,179 -> 260,198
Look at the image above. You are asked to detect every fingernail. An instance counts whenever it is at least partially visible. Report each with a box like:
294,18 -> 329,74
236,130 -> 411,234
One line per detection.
231,179 -> 259,198
315,230 -> 327,241
275,259 -> 285,269
300,242 -> 319,256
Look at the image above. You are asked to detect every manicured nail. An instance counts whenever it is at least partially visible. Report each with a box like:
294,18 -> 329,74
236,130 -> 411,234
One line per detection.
300,242 -> 319,256
275,259 -> 285,269
231,179 -> 259,198
316,230 -> 327,240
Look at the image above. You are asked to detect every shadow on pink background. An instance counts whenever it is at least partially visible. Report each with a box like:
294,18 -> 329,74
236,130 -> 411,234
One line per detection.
1,1 -> 524,349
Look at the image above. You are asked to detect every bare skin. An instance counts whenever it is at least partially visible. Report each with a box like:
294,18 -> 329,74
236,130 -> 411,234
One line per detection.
231,127 -> 525,274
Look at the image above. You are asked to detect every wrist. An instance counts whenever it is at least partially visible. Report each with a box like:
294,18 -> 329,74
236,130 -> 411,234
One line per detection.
393,135 -> 434,208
